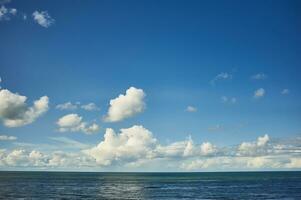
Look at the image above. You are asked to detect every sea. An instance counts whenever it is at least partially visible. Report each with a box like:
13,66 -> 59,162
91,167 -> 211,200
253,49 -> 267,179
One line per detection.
0,171 -> 300,199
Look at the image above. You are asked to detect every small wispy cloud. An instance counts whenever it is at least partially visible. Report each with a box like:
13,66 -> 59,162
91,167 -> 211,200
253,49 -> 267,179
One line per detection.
254,88 -> 265,99
251,73 -> 267,80
186,106 -> 197,112
221,96 -> 237,104
0,134 -> 17,141
56,102 -> 78,110
281,89 -> 290,95
210,72 -> 232,85
32,10 -> 54,28
81,103 -> 100,111
56,102 -> 99,111
208,124 -> 223,132
50,137 -> 91,149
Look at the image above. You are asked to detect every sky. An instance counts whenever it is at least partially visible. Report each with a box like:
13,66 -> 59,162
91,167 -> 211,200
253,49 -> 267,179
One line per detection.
0,0 -> 301,171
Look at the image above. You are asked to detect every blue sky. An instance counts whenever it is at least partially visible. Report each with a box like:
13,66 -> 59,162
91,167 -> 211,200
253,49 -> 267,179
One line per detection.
0,0 -> 300,171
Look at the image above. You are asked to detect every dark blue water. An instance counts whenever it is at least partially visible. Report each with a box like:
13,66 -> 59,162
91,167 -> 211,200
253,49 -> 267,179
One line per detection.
0,171 -> 300,199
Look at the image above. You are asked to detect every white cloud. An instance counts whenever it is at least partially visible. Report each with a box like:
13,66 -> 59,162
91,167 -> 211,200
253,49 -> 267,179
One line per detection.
9,7 -> 16,15
32,10 -> 54,28
0,5 -> 17,21
200,142 -> 216,155
85,125 -> 157,166
56,102 -> 78,110
210,72 -> 232,85
104,87 -> 146,122
56,102 -> 99,111
0,5 -> 7,20
257,134 -> 269,146
81,103 -> 99,111
281,89 -> 290,95
4,149 -> 28,166
57,114 -> 100,134
85,126 -> 219,167
0,149 -> 93,169
181,156 -> 285,171
238,134 -> 269,156
286,158 -> 301,168
221,96 -> 236,104
0,135 -> 17,141
1,129 -> 301,171
186,106 -> 197,112
156,140 -> 191,158
0,89 -> 49,127
50,137 -> 91,149
251,73 -> 266,80
254,88 -> 265,99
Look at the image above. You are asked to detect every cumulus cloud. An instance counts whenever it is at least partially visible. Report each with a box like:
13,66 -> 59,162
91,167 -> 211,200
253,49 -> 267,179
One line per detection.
104,87 -> 146,122
1,130 -> 301,171
32,10 -> 54,28
281,89 -> 290,95
200,142 -> 216,155
85,126 -> 219,167
57,114 -> 100,134
254,88 -> 265,99
210,72 -> 232,85
0,89 -> 49,127
251,73 -> 266,80
84,125 -> 156,166
0,149 -> 94,169
186,106 -> 197,112
238,134 -> 269,156
0,134 -> 17,141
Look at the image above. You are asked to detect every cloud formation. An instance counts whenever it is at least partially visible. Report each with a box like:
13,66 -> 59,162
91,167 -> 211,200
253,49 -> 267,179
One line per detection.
81,103 -> 99,111
0,89 -> 49,127
0,135 -> 17,141
254,88 -> 265,99
210,72 -> 232,85
32,10 -> 54,28
56,102 -> 78,110
251,73 -> 266,80
186,106 -> 197,112
56,102 -> 99,111
221,96 -> 237,104
238,134 -> 269,156
57,114 -> 100,134
104,87 -> 146,122
1,128 -> 301,171
281,89 -> 290,95
0,5 -> 16,20
85,125 -> 156,166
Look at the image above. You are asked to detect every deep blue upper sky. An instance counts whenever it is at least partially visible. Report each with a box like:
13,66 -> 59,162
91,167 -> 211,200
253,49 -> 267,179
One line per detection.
0,0 -> 300,170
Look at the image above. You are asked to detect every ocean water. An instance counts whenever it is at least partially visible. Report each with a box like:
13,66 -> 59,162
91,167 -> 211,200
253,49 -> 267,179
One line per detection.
0,171 -> 300,199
